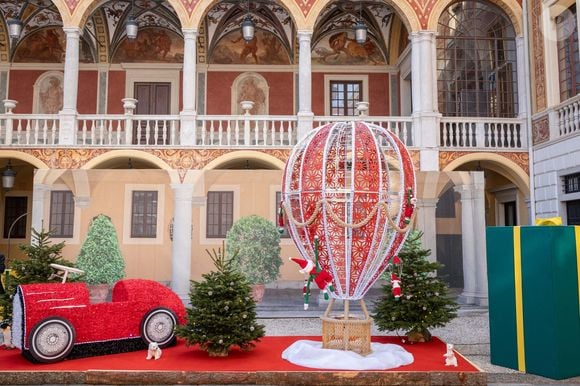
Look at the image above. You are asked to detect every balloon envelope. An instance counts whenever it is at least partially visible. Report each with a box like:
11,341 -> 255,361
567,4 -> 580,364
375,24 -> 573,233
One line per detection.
282,121 -> 415,300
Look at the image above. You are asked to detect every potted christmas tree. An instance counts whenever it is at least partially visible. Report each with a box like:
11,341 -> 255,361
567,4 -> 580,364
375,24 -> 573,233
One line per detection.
0,229 -> 74,325
225,215 -> 281,302
373,231 -> 459,343
76,214 -> 125,302
176,243 -> 265,357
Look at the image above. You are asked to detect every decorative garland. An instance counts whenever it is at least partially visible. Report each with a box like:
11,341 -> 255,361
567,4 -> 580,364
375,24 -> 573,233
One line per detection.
282,199 -> 417,234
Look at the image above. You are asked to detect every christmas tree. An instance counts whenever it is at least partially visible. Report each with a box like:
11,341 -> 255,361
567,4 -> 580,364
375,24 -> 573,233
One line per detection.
0,228 -> 74,323
373,231 -> 459,343
76,214 -> 125,285
176,243 -> 265,357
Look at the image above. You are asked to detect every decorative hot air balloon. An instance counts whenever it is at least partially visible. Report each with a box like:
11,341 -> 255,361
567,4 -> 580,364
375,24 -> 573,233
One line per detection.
281,121 -> 416,352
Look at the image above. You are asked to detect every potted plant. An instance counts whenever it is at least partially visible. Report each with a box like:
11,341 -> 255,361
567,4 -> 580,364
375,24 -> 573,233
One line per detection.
225,215 -> 282,302
76,214 -> 125,302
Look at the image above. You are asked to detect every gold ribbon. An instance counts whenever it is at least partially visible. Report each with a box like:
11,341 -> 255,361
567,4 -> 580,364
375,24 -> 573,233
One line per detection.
513,226 -> 525,372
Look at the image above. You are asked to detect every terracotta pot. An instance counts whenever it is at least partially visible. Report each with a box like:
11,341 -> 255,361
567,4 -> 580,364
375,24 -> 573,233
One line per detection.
251,284 -> 266,303
88,284 -> 110,303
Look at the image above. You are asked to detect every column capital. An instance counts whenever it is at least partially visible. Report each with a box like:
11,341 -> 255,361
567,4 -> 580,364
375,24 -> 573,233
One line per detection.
297,30 -> 313,41
454,184 -> 474,199
409,30 -> 437,40
170,183 -> 194,199
182,28 -> 198,39
417,197 -> 439,208
62,27 -> 81,36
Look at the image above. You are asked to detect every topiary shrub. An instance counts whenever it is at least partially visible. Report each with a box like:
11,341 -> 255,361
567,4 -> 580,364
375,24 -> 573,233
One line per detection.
225,215 -> 281,285
76,214 -> 125,285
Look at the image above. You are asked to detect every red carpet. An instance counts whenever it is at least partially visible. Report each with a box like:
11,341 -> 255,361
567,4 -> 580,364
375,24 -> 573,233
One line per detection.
0,336 -> 479,372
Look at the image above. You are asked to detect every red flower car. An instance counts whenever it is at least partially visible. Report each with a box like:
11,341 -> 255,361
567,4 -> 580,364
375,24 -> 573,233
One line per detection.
11,279 -> 186,363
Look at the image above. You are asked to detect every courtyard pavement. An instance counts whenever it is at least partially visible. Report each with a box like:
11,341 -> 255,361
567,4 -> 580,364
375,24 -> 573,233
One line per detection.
256,288 -> 580,386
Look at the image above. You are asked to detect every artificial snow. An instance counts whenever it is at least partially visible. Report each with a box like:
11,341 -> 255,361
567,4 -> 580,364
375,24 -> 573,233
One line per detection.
281,340 -> 414,370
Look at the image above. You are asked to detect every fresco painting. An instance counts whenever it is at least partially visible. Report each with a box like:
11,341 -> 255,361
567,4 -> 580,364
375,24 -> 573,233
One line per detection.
210,30 -> 290,65
37,74 -> 64,114
233,74 -> 268,115
14,28 -> 65,63
312,32 -> 385,65
113,28 -> 184,63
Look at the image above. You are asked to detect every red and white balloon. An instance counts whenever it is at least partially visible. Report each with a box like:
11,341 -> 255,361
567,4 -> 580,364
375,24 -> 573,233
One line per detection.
282,121 -> 416,300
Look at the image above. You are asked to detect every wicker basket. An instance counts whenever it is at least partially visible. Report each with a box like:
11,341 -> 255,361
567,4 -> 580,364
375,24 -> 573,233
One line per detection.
321,298 -> 372,356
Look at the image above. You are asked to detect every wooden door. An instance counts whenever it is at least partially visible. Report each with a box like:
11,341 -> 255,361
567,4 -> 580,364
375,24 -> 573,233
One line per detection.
133,82 -> 171,145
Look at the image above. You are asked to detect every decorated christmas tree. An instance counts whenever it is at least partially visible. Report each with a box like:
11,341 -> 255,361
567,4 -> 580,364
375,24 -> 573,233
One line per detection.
373,231 -> 459,343
76,214 -> 125,285
0,228 -> 73,323
176,243 -> 265,357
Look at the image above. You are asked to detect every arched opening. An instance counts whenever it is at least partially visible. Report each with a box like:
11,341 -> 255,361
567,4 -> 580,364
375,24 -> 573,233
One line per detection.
437,0 -> 518,118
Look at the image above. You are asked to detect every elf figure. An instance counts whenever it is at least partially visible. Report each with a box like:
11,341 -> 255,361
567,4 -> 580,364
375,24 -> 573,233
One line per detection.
404,188 -> 417,225
391,272 -> 402,300
0,323 -> 14,349
289,256 -> 334,309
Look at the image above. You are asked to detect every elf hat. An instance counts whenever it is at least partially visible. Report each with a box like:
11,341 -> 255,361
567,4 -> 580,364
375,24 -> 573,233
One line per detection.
289,257 -> 315,274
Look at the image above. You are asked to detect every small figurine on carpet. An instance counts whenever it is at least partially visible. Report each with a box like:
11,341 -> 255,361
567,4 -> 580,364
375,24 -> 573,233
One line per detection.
1,323 -> 14,349
444,343 -> 458,367
146,342 -> 162,360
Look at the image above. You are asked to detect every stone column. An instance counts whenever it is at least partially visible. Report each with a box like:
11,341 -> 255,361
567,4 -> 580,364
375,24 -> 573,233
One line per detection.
454,183 -> 477,304
410,31 -> 440,171
171,183 -> 194,304
59,27 -> 81,145
31,184 -> 50,233
180,28 -> 198,146
417,198 -> 438,263
515,36 -> 528,120
297,30 -> 313,141
472,172 -> 488,306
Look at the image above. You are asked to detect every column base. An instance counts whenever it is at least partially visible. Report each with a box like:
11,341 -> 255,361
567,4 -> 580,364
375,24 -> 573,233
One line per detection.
179,110 -> 198,146
458,291 -> 488,306
297,111 -> 314,141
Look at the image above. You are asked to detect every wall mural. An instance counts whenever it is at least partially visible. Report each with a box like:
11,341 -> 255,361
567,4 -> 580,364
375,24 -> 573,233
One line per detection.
13,28 -> 64,63
13,27 -> 94,63
210,30 -> 290,65
312,32 -> 385,65
233,73 -> 268,115
112,28 -> 184,63
35,73 -> 64,114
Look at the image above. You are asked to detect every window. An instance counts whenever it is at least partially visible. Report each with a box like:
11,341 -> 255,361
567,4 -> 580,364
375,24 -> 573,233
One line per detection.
330,81 -> 362,116
206,191 -> 233,238
437,1 -> 518,118
3,196 -> 28,239
276,191 -> 290,238
49,191 -> 74,238
131,191 -> 158,238
564,172 -> 580,194
557,5 -> 580,101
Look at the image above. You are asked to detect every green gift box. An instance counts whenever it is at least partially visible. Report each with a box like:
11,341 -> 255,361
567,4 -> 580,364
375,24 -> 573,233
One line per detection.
486,226 -> 580,380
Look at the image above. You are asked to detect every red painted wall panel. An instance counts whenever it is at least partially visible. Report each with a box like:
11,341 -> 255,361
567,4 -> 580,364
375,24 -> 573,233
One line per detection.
107,71 -> 126,114
206,72 -> 294,115
7,70 -> 43,113
77,71 -> 98,114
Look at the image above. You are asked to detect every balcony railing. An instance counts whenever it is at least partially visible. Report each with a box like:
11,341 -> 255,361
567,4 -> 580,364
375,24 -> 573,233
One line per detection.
554,93 -> 580,139
440,117 -> 527,150
1,108 -> 528,152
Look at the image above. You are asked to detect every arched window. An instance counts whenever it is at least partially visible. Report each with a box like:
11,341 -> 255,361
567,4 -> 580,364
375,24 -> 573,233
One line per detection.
556,4 -> 580,101
437,1 -> 518,118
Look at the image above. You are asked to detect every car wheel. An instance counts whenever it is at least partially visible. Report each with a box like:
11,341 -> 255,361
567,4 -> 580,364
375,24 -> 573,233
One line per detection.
28,317 -> 75,363
140,308 -> 177,348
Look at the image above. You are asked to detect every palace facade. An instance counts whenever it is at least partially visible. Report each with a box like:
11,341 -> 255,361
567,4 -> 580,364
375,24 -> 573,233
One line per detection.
0,0 -> 577,306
